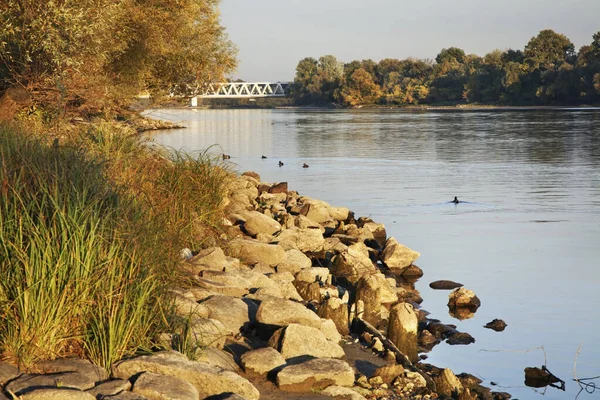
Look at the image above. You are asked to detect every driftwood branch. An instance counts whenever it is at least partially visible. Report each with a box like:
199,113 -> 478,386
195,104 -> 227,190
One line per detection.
352,317 -> 436,390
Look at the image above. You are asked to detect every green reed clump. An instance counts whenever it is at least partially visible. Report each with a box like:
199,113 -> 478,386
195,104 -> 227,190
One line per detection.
0,119 -> 232,371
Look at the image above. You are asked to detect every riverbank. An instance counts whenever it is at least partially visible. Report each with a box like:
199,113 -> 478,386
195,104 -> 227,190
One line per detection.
0,117 -> 511,398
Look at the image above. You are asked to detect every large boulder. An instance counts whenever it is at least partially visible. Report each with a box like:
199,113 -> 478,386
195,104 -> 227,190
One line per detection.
201,295 -> 256,335
331,242 -> 377,284
380,238 -> 420,272
318,297 -> 349,336
355,273 -> 398,326
387,303 -> 418,363
243,211 -> 282,237
241,348 -> 286,376
276,358 -> 354,392
256,297 -> 322,330
448,287 -> 481,311
0,362 -> 20,385
268,324 -> 344,359
132,371 -> 199,400
35,358 -> 108,383
189,317 -> 227,348
433,368 -> 464,397
227,239 -> 286,266
274,227 -> 325,253
277,249 -> 312,275
360,221 -> 387,247
112,351 -> 259,400
186,247 -> 234,273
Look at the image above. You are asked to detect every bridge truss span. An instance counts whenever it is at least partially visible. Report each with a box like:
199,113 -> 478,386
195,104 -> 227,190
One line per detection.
198,82 -> 290,98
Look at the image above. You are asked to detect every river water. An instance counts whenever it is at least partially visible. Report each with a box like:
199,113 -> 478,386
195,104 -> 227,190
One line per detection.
145,108 -> 600,399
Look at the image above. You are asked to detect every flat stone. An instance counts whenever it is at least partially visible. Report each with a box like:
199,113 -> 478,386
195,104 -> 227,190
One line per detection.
132,371 -> 199,400
268,324 -> 344,359
6,371 -> 96,396
256,297 -> 322,330
0,361 -> 20,385
35,358 -> 108,383
429,280 -> 463,290
101,392 -> 148,399
227,238 -> 286,266
241,348 -> 286,376
276,358 -> 355,392
19,388 -> 95,399
113,351 -> 258,400
321,385 -> 367,400
86,379 -> 131,398
274,227 -> 325,253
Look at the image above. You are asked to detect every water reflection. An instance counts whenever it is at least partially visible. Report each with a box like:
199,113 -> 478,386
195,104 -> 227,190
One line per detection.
146,108 -> 600,400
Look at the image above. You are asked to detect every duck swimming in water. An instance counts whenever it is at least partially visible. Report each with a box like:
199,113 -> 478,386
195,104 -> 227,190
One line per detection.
278,161 -> 284,167
222,154 -> 231,160
302,163 -> 309,168
452,196 -> 460,204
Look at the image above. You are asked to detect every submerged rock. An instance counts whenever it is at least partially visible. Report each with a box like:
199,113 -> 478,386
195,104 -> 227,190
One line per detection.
484,318 -> 507,332
448,287 -> 481,310
429,280 -> 463,290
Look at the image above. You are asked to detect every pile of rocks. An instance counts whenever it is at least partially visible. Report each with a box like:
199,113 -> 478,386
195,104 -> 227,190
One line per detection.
0,172 -> 509,399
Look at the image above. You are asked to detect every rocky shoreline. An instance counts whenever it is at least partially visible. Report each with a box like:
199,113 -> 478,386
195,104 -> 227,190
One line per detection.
0,172 -> 510,400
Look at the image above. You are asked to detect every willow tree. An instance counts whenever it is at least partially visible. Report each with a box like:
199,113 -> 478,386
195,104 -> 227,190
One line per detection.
0,0 -> 236,116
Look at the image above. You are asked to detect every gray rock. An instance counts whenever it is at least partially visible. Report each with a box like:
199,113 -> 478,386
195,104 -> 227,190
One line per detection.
227,239 -> 286,266
171,294 -> 210,318
18,388 -> 95,399
86,379 -> 131,398
132,371 -> 199,400
276,249 -> 312,275
6,371 -> 96,396
318,297 -> 349,336
380,237 -> 420,272
268,324 -> 344,359
101,391 -> 148,399
429,280 -> 463,290
448,287 -> 481,310
188,317 -> 228,348
276,358 -> 354,392
0,361 -> 20,385
274,227 -> 325,253
256,297 -> 322,330
201,295 -> 255,335
321,385 -> 367,400
195,348 -> 240,372
112,351 -> 259,400
432,368 -> 464,397
243,211 -> 282,237
331,243 -> 377,284
35,358 -> 108,383
295,267 -> 330,284
387,303 -> 418,363
240,348 -> 286,376
355,273 -> 397,326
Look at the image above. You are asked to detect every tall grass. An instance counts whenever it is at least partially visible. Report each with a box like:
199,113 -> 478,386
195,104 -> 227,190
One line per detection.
0,121 -> 231,370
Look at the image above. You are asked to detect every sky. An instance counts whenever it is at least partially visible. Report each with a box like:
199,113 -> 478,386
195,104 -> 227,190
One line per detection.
219,0 -> 600,82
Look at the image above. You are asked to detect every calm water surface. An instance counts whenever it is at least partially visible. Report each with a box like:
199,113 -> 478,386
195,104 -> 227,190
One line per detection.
145,108 -> 600,399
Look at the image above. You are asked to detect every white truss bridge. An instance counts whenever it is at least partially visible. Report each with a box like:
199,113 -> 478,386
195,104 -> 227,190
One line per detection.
197,82 -> 290,98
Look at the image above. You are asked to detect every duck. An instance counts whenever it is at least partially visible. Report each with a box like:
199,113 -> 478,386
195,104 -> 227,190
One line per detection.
261,155 -> 267,159
222,154 -> 231,160
278,161 -> 284,167
452,196 -> 460,204
302,163 -> 309,168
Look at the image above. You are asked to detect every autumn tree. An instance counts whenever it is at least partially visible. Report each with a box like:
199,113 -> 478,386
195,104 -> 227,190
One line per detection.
0,0 -> 236,116
336,67 -> 382,106
292,55 -> 344,104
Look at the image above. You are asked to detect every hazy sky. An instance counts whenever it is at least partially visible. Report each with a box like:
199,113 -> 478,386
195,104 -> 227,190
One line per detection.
219,0 -> 599,82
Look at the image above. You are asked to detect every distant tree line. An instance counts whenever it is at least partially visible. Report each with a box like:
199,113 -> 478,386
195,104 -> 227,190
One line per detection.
291,30 -> 600,107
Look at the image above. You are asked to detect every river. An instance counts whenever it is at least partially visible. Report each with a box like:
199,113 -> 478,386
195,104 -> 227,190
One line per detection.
145,107 -> 600,399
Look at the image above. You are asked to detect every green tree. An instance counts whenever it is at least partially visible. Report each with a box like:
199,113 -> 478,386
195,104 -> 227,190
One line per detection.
292,55 -> 344,104
524,29 -> 575,71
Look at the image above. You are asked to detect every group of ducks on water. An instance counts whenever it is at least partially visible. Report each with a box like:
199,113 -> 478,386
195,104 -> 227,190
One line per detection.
223,153 -> 461,203
222,154 -> 309,168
